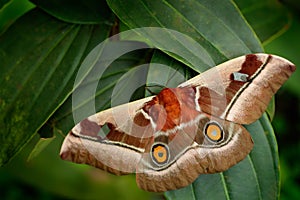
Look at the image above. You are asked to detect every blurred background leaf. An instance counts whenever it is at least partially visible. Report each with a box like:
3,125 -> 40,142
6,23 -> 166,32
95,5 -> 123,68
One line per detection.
30,0 -> 114,24
235,0 -> 291,43
264,8 -> 300,199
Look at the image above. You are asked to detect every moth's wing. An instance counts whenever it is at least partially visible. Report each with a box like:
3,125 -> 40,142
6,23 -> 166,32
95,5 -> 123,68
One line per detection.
60,96 -> 155,175
136,114 -> 253,192
180,53 -> 296,124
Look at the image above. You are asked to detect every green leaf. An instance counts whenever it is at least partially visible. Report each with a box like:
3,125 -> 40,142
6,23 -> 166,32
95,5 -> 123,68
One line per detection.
0,0 -> 35,33
27,135 -> 56,161
236,0 -> 291,43
0,8 -> 113,166
30,0 -> 114,24
266,97 -> 275,121
107,0 -> 263,70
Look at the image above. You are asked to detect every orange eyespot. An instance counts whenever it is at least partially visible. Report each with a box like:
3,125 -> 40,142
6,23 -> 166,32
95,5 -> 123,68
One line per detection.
151,143 -> 170,166
204,121 -> 223,142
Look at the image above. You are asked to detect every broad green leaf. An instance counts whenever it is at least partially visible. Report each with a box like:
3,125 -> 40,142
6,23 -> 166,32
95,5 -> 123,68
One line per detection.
235,0 -> 291,43
30,0 -> 114,24
0,8 -> 113,166
107,0 -> 262,71
259,114 -> 280,186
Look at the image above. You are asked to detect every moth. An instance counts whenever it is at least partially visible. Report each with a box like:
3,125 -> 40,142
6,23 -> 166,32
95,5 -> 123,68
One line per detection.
60,54 -> 295,192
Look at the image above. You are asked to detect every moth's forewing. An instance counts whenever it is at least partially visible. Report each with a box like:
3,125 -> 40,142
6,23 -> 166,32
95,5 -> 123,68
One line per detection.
180,54 -> 296,124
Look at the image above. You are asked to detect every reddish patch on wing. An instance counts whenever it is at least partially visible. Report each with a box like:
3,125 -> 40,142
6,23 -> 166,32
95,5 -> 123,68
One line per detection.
226,54 -> 264,104
134,112 -> 151,126
143,87 -> 200,131
79,119 -> 101,137
240,54 -> 263,76
78,118 -> 152,149
229,54 -> 263,82
105,123 -> 151,149
197,86 -> 226,116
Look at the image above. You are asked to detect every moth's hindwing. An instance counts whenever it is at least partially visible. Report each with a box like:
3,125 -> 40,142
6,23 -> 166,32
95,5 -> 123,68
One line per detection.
136,115 -> 253,192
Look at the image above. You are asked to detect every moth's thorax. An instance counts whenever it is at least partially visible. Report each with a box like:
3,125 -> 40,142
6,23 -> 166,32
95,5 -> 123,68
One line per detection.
142,87 -> 200,131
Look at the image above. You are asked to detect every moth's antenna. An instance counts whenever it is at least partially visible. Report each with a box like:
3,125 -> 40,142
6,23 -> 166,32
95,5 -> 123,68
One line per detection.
145,83 -> 165,96
165,58 -> 198,87
165,65 -> 183,87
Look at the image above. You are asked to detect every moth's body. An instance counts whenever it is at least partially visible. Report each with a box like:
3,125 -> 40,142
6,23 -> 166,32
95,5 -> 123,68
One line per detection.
60,54 -> 295,192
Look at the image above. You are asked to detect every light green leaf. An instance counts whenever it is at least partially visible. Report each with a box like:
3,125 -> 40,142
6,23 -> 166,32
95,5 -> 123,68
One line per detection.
27,135 -> 56,161
266,97 -> 275,121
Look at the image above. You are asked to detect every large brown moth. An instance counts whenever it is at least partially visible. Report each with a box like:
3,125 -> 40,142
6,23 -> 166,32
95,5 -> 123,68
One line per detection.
60,53 -> 295,192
